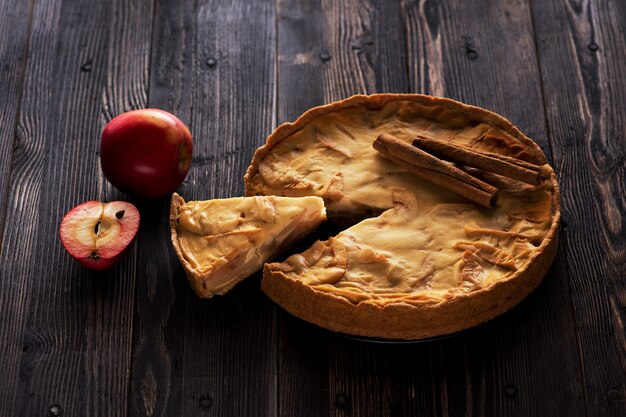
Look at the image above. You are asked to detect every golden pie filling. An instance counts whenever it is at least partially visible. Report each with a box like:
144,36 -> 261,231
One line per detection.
245,94 -> 560,338
273,191 -> 552,304
247,97 -> 547,216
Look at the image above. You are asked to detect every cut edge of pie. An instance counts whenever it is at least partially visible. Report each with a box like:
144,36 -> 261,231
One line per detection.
243,93 -> 561,340
170,193 -> 327,298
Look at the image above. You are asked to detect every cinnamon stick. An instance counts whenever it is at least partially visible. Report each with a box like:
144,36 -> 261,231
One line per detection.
374,134 -> 498,208
412,135 -> 544,184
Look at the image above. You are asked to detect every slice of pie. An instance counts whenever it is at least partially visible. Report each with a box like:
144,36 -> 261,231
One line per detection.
244,94 -> 560,340
170,193 -> 326,298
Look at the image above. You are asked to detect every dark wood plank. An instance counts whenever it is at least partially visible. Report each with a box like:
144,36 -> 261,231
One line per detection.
276,1 -> 417,417
128,0 -> 278,416
0,0 -> 33,241
0,0 -> 153,415
278,0 -> 407,123
0,0 -> 107,413
531,0 -> 626,415
91,0 -> 155,416
0,0 -> 35,412
402,0 -> 587,415
404,0 -> 546,143
126,1 -> 194,416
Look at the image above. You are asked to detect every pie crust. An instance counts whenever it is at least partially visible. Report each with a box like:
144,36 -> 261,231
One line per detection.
244,94 -> 560,340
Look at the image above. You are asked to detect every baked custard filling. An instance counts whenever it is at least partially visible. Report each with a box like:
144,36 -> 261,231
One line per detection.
251,98 -> 557,305
266,186 -> 553,304
248,100 -> 545,216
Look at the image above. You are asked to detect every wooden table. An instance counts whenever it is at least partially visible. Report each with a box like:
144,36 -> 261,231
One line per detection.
1,0 -> 625,416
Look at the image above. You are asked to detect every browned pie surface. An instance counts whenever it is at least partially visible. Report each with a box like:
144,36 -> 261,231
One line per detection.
245,94 -> 560,338
246,95 -> 548,216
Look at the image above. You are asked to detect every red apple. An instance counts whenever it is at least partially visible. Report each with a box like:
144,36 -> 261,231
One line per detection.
59,201 -> 140,270
100,109 -> 193,198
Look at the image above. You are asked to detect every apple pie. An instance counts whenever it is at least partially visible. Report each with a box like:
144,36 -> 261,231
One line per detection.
244,94 -> 560,340
170,193 -> 326,298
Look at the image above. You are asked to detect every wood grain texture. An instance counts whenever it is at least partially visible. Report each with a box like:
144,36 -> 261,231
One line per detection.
0,0 -> 33,242
126,1 -> 191,416
402,0 -> 586,416
403,0 -> 548,143
531,0 -> 626,415
276,1 -> 423,417
277,0 -> 325,123
0,0 -> 153,416
0,1 -> 34,412
91,0 -> 155,416
128,1 -> 278,416
0,0 -> 106,413
278,0 -> 407,123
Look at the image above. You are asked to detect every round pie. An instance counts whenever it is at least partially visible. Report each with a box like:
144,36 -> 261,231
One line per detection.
244,94 -> 560,340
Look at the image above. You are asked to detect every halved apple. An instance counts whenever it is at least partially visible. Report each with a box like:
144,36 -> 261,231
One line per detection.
59,200 -> 140,270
